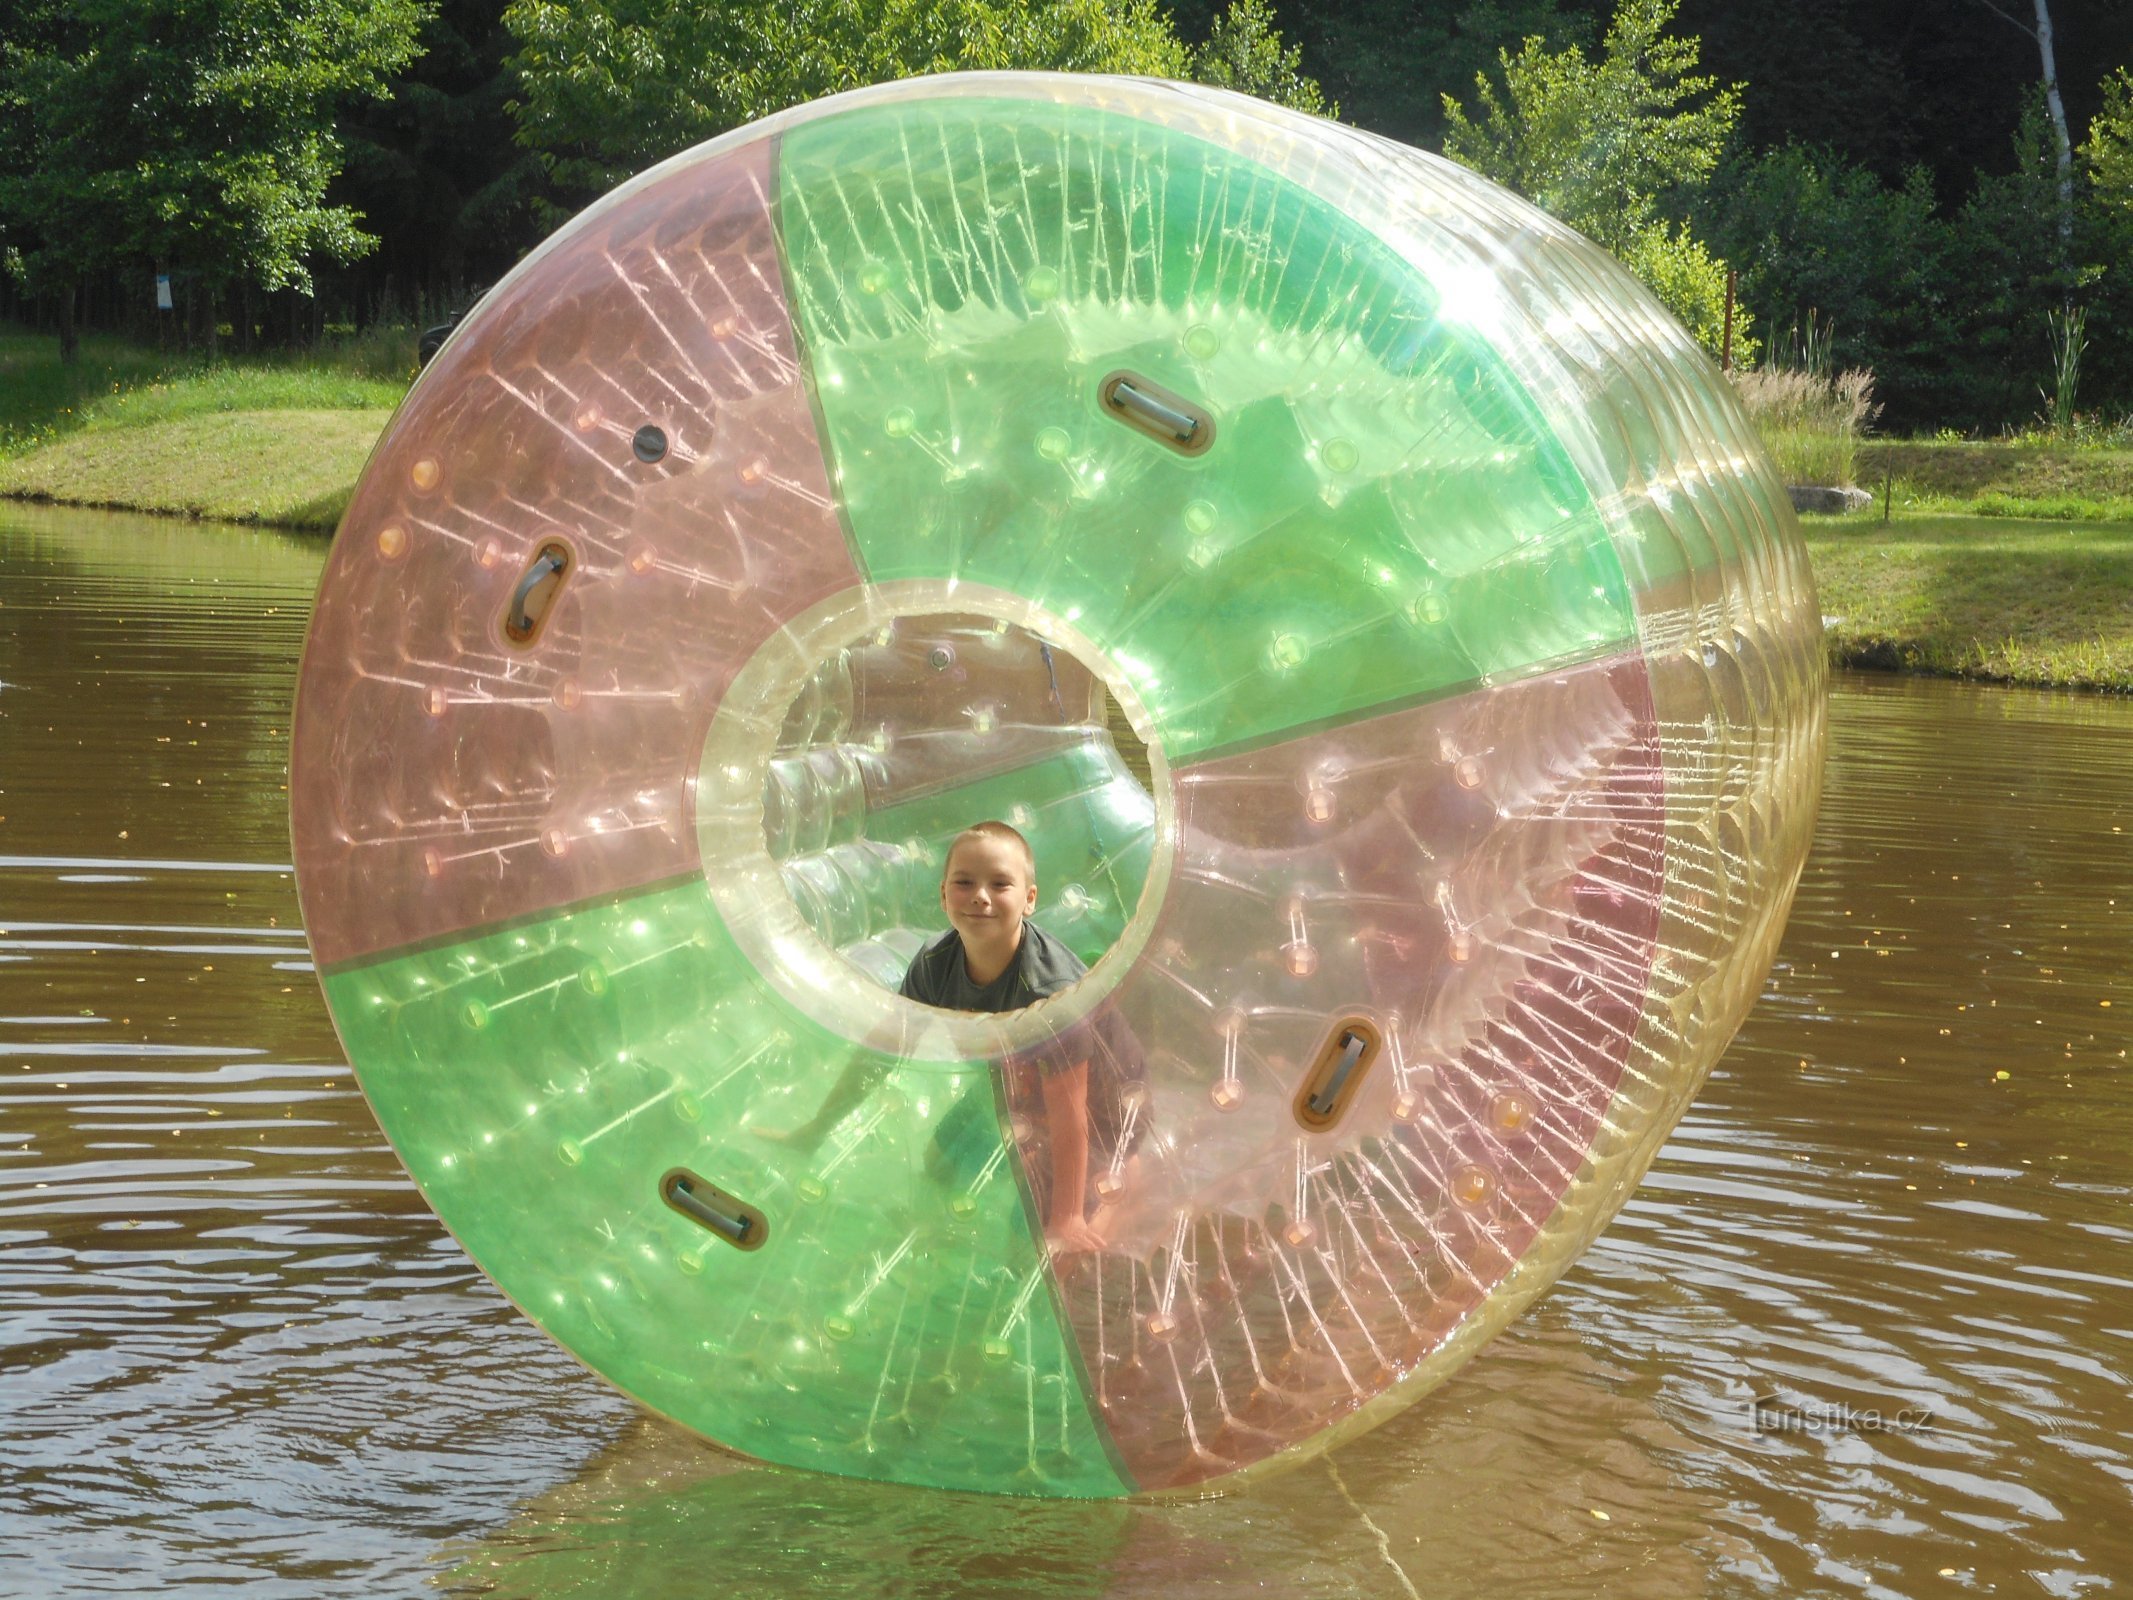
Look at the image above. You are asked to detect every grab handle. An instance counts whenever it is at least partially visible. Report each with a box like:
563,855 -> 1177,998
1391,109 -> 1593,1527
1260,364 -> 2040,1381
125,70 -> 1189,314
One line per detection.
503,542 -> 571,646
1292,1018 -> 1383,1133
1308,1032 -> 1368,1119
1099,370 -> 1215,456
1110,379 -> 1199,442
659,1168 -> 768,1252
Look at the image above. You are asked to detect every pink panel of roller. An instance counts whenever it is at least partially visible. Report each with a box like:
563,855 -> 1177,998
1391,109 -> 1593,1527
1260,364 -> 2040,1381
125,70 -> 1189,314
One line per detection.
1003,655 -> 1664,1490
290,140 -> 859,969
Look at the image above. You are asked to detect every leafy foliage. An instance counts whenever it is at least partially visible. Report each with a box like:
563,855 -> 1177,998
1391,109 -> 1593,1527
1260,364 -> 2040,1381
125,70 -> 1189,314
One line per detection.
1694,145 -> 1946,428
1441,0 -> 1737,253
2077,67 -> 2133,416
1188,0 -> 1328,116
1946,94 -> 2091,426
1273,1 -> 1587,154
332,0 -> 547,305
1674,0 -> 1913,186
509,0 -> 1323,202
504,0 -> 1328,201
0,0 -> 425,314
5,0 -> 2130,430
2086,66 -> 2133,213
1439,0 -> 1744,353
1617,219 -> 1750,362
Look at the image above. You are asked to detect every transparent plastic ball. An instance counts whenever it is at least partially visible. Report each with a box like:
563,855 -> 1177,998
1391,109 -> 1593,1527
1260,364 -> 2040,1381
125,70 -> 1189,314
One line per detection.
290,73 -> 1823,1498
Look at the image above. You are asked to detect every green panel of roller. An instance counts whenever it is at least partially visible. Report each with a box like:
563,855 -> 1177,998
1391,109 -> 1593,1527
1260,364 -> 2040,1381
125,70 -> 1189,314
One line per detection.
775,99 -> 1639,761
323,878 -> 1127,1496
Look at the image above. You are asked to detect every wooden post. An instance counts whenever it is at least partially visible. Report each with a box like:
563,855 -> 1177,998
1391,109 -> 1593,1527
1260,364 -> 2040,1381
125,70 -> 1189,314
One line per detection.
56,277 -> 79,365
1721,270 -> 1737,373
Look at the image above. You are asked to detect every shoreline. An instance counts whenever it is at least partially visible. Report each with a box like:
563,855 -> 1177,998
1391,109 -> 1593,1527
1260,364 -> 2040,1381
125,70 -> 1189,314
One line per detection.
11,481 -> 2126,697
1824,642 -> 2131,696
0,484 -> 341,534
4,338 -> 2128,694
0,408 -> 391,532
0,327 -> 405,532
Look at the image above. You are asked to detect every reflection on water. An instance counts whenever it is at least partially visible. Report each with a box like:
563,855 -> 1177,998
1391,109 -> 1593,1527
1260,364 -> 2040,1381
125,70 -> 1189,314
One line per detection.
3,504 -> 2129,1598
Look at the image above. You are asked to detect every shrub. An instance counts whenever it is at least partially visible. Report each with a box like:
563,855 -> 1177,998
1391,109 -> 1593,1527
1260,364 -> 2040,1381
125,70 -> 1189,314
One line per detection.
306,321 -> 420,384
1694,145 -> 1946,431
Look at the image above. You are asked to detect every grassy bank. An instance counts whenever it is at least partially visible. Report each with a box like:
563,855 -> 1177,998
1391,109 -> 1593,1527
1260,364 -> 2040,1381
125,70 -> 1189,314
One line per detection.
5,325 -> 2131,692
0,328 -> 405,530
1858,439 -> 2133,522
1803,514 -> 2133,692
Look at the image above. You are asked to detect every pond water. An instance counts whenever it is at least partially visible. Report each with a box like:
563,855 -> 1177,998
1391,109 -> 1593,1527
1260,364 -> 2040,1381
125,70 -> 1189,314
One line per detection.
2,503 -> 2128,1599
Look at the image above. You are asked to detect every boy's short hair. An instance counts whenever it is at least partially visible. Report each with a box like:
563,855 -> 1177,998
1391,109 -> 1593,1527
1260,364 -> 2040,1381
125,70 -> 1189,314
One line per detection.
942,819 -> 1035,881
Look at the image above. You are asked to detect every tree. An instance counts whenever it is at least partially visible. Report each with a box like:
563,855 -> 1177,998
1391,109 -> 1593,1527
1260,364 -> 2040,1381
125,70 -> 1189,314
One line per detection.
1964,0 -> 2077,303
1946,95 -> 2086,426
1439,0 -> 1746,356
2079,68 -> 2133,413
331,0 -> 546,314
0,0 -> 425,360
1616,220 -> 1743,359
1695,145 -> 1950,429
2087,65 -> 2133,212
1188,0 -> 1328,117
1270,0 -> 1589,155
504,0 -> 1325,201
1674,0 -> 1912,185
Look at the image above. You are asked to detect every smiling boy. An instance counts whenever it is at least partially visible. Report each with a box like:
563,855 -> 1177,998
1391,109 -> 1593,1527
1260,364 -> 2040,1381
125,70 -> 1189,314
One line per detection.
898,820 -> 1086,1011
900,821 -> 1107,1253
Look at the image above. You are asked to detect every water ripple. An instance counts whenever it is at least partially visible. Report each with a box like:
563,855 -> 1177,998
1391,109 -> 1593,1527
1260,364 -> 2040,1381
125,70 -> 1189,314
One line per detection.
4,509 -> 2129,1596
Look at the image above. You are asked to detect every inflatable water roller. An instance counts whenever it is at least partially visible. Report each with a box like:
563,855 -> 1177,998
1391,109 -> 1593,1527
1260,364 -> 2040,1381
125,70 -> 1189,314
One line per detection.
290,74 -> 1826,1496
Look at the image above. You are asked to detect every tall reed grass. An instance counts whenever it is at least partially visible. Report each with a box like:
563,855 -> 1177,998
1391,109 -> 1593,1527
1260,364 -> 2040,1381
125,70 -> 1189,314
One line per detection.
1731,364 -> 1881,487
2043,306 -> 2087,441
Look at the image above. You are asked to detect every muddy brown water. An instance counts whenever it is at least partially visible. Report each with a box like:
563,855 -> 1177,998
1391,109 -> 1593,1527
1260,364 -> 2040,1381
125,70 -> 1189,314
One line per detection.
2,503 -> 2128,1599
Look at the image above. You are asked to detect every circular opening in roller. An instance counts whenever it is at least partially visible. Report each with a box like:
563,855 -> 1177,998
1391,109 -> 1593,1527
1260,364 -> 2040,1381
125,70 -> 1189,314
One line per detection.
758,612 -> 1160,1001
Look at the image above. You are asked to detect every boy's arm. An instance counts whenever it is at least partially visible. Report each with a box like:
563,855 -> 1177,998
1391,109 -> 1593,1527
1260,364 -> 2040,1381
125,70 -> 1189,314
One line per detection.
756,967 -> 922,1150
1040,1058 -> 1104,1253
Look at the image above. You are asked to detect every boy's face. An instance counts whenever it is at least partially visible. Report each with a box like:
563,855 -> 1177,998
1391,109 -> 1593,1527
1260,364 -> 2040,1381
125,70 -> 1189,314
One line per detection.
941,836 -> 1037,954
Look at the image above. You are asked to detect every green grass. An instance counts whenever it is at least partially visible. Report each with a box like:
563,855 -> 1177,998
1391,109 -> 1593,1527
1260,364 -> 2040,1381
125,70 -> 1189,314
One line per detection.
0,409 -> 391,529
1856,440 -> 2133,522
1802,513 -> 2133,692
0,325 -> 406,528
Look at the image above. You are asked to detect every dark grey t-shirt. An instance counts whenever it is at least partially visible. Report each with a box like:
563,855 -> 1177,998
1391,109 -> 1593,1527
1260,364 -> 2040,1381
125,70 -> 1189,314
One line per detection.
902,921 -> 1145,1210
898,921 -> 1087,1014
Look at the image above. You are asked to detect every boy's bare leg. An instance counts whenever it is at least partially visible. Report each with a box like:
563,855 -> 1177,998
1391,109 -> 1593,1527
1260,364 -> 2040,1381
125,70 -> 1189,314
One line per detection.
752,1058 -> 887,1151
1041,1058 -> 1105,1254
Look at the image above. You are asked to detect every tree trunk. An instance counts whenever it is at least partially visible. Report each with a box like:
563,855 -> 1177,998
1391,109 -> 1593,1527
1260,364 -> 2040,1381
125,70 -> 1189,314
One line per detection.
2032,0 -> 2075,301
56,278 -> 79,365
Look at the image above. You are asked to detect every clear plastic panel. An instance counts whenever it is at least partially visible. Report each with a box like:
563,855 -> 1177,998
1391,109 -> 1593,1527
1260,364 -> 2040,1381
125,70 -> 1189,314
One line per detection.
775,98 -> 1639,763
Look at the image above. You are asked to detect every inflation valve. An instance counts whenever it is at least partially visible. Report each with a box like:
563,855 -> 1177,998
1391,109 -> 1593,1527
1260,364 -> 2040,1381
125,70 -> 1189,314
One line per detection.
1099,371 -> 1215,456
660,1168 -> 768,1252
1293,1018 -> 1384,1132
